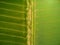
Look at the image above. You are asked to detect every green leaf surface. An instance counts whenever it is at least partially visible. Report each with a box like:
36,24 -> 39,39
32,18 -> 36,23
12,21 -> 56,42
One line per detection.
0,0 -> 27,45
34,0 -> 60,45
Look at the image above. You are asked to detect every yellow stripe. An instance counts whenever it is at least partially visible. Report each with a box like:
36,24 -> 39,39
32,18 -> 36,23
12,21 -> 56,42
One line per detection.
0,8 -> 25,13
0,14 -> 25,20
0,21 -> 26,27
0,33 -> 26,39
0,40 -> 25,45
0,27 -> 26,33
0,1 -> 25,7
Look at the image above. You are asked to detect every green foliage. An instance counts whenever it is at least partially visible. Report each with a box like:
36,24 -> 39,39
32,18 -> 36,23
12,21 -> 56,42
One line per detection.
34,0 -> 60,45
0,0 -> 27,45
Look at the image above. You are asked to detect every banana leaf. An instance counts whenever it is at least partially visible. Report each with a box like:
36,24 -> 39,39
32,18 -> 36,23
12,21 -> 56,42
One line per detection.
34,0 -> 60,45
0,0 -> 29,45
